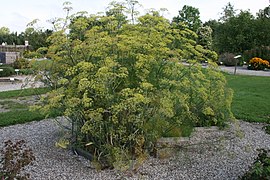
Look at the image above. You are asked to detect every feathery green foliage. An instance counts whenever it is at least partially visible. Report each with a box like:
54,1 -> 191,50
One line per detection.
35,3 -> 232,169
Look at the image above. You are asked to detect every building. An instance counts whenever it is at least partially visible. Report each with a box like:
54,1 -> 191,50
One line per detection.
0,52 -> 21,64
0,42 -> 29,64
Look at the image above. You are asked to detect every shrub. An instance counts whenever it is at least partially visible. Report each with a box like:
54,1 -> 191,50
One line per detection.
243,46 -> 270,63
13,58 -> 30,69
248,57 -> 269,70
241,149 -> 270,179
0,140 -> 35,179
0,66 -> 15,77
23,51 -> 43,59
36,47 -> 48,57
218,52 -> 238,66
19,69 -> 34,75
29,59 -> 53,72
264,125 -> 270,135
36,11 -> 233,169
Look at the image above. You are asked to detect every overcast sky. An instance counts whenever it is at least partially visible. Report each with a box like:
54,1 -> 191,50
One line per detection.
0,0 -> 269,32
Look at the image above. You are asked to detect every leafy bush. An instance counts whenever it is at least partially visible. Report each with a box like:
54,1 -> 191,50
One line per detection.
13,58 -> 30,69
243,46 -> 270,63
0,140 -> 35,179
36,47 -> 48,57
19,69 -> 34,75
23,51 -> 43,59
264,125 -> 270,135
247,57 -> 269,70
36,10 -> 233,169
195,45 -> 218,63
29,59 -> 53,72
0,66 -> 15,77
241,149 -> 270,180
218,52 -> 237,66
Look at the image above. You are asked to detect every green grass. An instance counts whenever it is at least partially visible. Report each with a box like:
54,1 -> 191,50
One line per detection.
0,110 -> 46,127
226,74 -> 270,123
0,87 -> 60,127
0,100 -> 26,110
0,87 -> 50,99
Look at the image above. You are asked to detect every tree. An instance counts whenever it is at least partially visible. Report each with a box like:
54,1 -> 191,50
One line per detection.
197,25 -> 213,49
172,5 -> 202,32
23,27 -> 53,51
215,10 -> 255,53
0,27 -> 25,45
257,5 -> 270,19
219,2 -> 236,22
0,27 -> 10,35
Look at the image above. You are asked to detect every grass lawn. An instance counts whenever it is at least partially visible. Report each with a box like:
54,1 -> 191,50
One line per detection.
0,87 -> 59,127
0,110 -> 45,127
225,74 -> 270,123
0,87 -> 50,99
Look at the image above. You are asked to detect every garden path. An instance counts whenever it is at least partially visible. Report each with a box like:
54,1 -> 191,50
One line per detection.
0,75 -> 43,92
219,65 -> 270,76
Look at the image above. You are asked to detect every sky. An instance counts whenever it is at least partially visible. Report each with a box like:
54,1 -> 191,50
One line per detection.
0,0 -> 269,33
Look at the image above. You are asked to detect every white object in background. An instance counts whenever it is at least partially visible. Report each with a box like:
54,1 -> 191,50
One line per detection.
15,69 -> 20,76
234,55 -> 242,59
233,55 -> 242,75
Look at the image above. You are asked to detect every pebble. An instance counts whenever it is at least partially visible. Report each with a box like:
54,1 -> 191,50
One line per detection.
0,118 -> 270,179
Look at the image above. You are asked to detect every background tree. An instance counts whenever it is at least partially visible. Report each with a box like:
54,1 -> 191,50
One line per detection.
197,25 -> 213,49
172,5 -> 202,32
257,5 -> 270,19
23,28 -> 52,51
0,27 -> 10,35
215,10 -> 255,54
219,2 -> 236,22
254,5 -> 270,47
0,27 -> 24,45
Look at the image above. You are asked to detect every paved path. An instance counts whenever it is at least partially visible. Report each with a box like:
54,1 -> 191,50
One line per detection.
219,65 -> 270,77
0,75 -> 43,92
183,62 -> 270,77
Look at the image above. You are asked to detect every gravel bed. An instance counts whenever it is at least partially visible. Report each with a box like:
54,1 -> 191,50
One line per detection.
0,118 -> 270,180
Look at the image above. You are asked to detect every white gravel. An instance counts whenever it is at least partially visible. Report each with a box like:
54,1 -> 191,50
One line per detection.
0,118 -> 270,180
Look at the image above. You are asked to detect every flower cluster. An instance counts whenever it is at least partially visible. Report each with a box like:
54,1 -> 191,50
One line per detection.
248,57 -> 270,70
